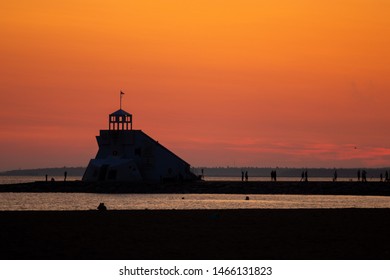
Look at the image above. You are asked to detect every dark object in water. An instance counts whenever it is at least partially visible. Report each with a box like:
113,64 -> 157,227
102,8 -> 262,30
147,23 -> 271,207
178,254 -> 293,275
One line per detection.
245,196 -> 250,200
97,203 -> 107,211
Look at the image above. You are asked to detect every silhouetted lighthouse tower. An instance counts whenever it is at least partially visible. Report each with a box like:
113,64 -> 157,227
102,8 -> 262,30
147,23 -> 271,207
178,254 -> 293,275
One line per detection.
83,92 -> 196,183
109,91 -> 132,130
109,109 -> 132,130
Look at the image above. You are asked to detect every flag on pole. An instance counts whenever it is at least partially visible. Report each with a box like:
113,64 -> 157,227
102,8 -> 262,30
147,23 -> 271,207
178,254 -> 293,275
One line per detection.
120,91 -> 125,95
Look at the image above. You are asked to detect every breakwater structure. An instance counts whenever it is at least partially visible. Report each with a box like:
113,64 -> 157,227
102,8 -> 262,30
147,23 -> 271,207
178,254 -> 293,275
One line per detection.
1,180 -> 390,196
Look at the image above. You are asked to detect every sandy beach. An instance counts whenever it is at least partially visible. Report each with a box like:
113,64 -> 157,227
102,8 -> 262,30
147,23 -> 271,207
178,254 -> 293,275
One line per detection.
1,208 -> 390,260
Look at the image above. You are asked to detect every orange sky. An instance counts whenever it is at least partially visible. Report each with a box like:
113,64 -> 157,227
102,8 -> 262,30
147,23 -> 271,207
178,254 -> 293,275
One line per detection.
1,0 -> 390,170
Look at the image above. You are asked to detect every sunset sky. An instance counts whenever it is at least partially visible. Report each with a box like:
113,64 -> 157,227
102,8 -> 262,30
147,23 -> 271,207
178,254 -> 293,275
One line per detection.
1,0 -> 390,171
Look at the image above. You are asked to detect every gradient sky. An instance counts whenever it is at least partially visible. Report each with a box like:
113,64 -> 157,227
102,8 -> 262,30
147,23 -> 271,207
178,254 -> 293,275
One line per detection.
1,0 -> 390,171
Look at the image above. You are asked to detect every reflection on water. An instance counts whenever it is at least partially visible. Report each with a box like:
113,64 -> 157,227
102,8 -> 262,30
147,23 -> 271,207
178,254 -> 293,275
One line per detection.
0,193 -> 389,210
0,176 -> 388,210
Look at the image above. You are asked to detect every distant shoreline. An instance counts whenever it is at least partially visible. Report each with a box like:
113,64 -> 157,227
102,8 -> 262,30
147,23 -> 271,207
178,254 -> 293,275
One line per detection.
0,167 -> 85,177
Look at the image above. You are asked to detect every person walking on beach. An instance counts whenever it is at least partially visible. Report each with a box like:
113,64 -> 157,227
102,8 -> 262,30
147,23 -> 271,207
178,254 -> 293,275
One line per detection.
64,171 -> 67,182
357,169 -> 361,181
241,171 -> 244,182
274,170 -> 277,181
304,170 -> 308,182
380,173 -> 383,182
362,170 -> 367,182
45,174 -> 48,182
300,171 -> 304,182
333,170 -> 338,182
245,171 -> 248,182
386,171 -> 389,182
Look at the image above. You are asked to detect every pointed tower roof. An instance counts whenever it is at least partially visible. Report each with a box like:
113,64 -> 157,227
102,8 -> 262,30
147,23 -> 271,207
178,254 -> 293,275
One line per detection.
110,109 -> 131,117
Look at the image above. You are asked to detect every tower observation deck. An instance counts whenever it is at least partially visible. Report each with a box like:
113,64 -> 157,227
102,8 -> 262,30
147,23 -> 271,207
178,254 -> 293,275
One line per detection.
109,109 -> 132,130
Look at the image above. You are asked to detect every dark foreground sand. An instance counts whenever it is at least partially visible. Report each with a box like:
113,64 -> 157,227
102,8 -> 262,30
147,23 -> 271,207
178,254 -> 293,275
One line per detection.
1,209 -> 390,260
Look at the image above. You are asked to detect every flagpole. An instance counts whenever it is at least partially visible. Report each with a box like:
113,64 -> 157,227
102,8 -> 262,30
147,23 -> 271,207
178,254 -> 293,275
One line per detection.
120,91 -> 125,110
120,91 -> 122,110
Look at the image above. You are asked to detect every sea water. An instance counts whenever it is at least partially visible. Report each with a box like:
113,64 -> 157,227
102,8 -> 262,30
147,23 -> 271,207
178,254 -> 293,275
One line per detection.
0,192 -> 390,211
1,176 -> 388,210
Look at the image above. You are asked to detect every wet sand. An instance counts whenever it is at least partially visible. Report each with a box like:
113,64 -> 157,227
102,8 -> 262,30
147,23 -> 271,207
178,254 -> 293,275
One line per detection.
1,208 -> 390,260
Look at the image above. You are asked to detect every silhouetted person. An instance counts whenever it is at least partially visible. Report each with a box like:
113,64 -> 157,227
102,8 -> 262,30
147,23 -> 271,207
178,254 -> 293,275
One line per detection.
97,203 -> 107,211
386,171 -> 389,182
274,170 -> 277,181
333,170 -> 337,182
362,170 -> 367,182
241,171 -> 244,182
245,171 -> 248,182
201,169 -> 204,179
271,170 -> 274,181
300,171 -> 305,182
64,171 -> 67,182
45,174 -> 48,182
304,170 -> 308,182
380,173 -> 383,182
357,169 -> 361,181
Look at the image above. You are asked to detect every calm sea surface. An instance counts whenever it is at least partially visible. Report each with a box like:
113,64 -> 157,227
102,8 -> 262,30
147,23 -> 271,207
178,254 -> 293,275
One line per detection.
0,176 -> 389,210
0,193 -> 389,210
